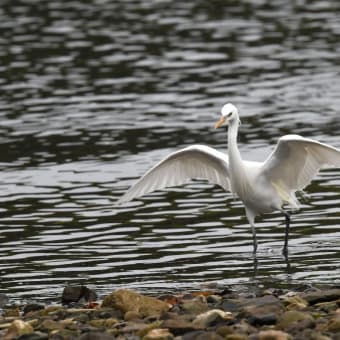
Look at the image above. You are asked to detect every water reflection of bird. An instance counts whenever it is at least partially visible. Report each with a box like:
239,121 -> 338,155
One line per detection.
118,103 -> 340,255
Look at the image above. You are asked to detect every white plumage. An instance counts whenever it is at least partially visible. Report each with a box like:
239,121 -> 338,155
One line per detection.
118,103 -> 340,254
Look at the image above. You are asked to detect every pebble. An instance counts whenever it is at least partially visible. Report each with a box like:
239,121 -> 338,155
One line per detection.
102,289 -> 170,317
4,319 -> 34,339
301,289 -> 340,305
61,286 -> 97,305
192,309 -> 233,327
180,297 -> 210,315
143,328 -> 174,340
0,286 -> 339,339
278,310 -> 314,329
258,329 -> 290,340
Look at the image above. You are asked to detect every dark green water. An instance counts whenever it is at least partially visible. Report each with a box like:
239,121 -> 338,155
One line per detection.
0,0 -> 340,302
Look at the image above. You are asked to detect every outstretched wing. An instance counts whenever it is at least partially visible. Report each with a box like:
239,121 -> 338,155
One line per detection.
117,144 -> 230,204
262,134 -> 340,194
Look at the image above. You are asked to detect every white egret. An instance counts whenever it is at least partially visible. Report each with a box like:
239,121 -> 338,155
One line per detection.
118,103 -> 340,254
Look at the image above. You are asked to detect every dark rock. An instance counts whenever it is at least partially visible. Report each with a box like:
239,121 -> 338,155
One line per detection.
162,319 -> 203,335
182,330 -> 224,340
238,295 -> 283,325
93,309 -> 122,319
61,286 -> 97,305
301,289 -> 340,305
207,295 -> 222,304
219,287 -> 233,296
23,304 -> 45,315
221,300 -> 241,313
17,332 -> 48,340
77,331 -> 116,340
247,313 -> 277,326
0,293 -> 9,307
240,295 -> 282,308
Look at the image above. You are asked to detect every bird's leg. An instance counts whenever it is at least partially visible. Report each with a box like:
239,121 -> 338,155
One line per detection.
282,211 -> 291,256
246,209 -> 257,253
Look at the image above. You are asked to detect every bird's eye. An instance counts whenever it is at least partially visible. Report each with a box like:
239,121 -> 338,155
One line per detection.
227,112 -> 233,117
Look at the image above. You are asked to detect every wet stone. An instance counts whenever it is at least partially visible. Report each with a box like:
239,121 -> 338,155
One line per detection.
239,295 -> 283,326
180,298 -> 210,315
77,331 -> 116,340
278,310 -> 314,329
161,319 -> 203,336
192,309 -> 233,328
142,328 -> 174,340
182,330 -> 224,340
301,289 -> 340,305
247,312 -> 277,326
61,286 -> 97,305
258,329 -> 291,340
327,315 -> 340,332
1,288 -> 340,340
221,299 -> 241,313
102,289 -> 170,317
16,332 -> 49,340
225,334 -> 248,340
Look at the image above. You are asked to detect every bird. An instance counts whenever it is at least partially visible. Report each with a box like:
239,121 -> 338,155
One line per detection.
117,103 -> 340,255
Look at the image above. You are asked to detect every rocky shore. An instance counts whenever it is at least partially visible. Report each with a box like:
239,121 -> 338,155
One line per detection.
1,285 -> 340,339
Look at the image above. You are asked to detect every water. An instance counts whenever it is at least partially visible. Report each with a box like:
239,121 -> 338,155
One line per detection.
0,0 -> 340,302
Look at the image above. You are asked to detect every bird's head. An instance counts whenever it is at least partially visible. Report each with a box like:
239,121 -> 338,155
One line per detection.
215,103 -> 239,128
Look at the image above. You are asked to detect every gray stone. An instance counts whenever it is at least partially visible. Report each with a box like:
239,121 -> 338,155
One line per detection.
238,295 -> 283,325
247,312 -> 277,326
17,332 -> 48,340
301,289 -> 340,305
77,332 -> 116,340
162,319 -> 203,336
182,331 -> 224,340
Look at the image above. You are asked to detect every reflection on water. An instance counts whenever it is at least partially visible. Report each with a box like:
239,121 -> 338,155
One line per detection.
0,0 -> 340,301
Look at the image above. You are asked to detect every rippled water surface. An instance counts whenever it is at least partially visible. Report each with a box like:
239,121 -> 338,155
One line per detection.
1,0 -> 340,302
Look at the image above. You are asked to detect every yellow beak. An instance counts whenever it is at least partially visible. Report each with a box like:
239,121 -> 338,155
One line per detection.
215,116 -> 226,129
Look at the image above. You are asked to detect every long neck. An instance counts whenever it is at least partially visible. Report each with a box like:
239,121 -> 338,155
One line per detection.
227,119 -> 248,198
228,119 -> 243,168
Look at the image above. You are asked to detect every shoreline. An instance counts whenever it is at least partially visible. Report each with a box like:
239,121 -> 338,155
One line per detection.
1,285 -> 340,339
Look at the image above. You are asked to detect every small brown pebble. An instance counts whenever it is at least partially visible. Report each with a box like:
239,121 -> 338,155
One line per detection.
258,329 -> 291,340
225,334 -> 248,340
142,328 -> 174,340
